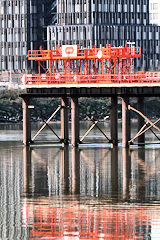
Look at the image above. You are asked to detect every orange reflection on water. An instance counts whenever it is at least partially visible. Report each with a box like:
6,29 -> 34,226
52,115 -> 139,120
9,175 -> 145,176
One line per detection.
23,198 -> 151,240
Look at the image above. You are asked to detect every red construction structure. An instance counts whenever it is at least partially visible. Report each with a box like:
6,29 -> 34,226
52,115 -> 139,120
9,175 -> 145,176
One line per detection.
21,44 -> 160,86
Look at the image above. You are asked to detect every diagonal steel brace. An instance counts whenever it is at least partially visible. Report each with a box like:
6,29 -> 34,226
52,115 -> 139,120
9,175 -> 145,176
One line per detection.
32,106 -> 62,142
128,105 -> 160,143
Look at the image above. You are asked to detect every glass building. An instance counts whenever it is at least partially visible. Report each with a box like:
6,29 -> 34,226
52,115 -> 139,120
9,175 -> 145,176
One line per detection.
47,0 -> 160,70
0,0 -> 45,74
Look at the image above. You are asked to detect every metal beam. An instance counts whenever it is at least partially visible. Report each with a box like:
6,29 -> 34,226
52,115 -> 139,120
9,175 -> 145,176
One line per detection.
129,122 -> 148,143
129,118 -> 160,143
128,105 -> 160,132
85,114 -> 110,141
32,106 -> 61,141
137,97 -> 145,146
80,121 -> 98,142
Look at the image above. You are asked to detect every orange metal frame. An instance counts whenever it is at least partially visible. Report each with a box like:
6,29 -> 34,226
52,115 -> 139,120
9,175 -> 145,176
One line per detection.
21,44 -> 160,85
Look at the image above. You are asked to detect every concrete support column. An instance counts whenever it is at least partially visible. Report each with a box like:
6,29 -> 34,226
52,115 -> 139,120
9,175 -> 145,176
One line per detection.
22,98 -> 31,146
61,97 -> 69,145
111,96 -> 118,147
137,97 -> 145,146
122,97 -> 130,148
71,97 -> 79,147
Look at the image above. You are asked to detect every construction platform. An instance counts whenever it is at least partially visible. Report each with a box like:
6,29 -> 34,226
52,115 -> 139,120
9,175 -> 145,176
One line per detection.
21,84 -> 160,97
20,44 -> 160,147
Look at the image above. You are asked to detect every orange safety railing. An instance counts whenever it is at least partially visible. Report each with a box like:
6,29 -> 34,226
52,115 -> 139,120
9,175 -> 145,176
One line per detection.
21,44 -> 160,86
21,72 -> 160,86
28,44 -> 141,61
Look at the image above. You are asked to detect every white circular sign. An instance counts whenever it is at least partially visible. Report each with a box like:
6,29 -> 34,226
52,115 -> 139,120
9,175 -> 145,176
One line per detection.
97,50 -> 103,59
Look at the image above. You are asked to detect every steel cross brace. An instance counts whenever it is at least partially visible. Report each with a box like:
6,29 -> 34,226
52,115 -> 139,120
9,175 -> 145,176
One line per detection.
32,106 -> 62,142
128,105 -> 160,143
80,114 -> 110,143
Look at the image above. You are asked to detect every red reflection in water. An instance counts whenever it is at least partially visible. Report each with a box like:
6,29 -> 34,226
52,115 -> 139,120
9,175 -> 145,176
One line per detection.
23,199 -> 150,240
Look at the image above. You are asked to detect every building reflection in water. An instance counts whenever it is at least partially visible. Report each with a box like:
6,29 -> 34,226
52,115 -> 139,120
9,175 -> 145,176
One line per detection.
21,145 -> 160,239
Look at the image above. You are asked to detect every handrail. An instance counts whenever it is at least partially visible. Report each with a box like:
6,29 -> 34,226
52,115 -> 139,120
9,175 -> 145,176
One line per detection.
21,72 -> 160,86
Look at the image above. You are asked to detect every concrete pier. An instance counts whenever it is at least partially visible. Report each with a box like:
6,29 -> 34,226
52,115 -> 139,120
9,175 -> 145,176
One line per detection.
122,97 -> 130,148
71,97 -> 79,147
22,98 -> 31,146
61,97 -> 69,145
111,96 -> 118,147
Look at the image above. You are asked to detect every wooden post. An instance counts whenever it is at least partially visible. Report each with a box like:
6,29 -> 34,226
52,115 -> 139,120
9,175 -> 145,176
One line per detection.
111,96 -> 118,147
22,98 -> 31,145
137,97 -> 145,146
122,97 -> 130,148
71,97 -> 79,147
61,97 -> 69,145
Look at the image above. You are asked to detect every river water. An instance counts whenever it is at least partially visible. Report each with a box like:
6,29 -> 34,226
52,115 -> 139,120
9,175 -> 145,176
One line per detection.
1,123 -> 160,239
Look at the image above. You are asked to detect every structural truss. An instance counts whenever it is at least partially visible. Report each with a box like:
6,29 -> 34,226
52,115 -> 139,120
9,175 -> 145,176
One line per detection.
21,45 -> 160,86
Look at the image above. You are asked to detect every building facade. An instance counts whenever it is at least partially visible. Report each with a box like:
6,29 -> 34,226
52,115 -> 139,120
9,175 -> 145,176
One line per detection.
47,0 -> 160,71
149,0 -> 160,26
0,0 -> 46,75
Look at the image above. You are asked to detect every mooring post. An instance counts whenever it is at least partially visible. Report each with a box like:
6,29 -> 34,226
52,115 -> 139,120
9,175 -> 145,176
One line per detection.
111,96 -> 118,147
22,98 -> 31,146
61,97 -> 69,145
122,97 -> 130,148
71,97 -> 79,147
137,97 -> 145,146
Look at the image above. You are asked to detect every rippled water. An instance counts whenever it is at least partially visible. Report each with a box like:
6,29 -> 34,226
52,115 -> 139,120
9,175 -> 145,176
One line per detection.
1,124 -> 160,239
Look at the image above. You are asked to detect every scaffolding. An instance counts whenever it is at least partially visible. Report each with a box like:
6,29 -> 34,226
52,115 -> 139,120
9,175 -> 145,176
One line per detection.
21,44 -> 152,85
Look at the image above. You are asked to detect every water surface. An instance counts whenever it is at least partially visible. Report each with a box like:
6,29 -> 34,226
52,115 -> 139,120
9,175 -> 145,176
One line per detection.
0,124 -> 160,239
